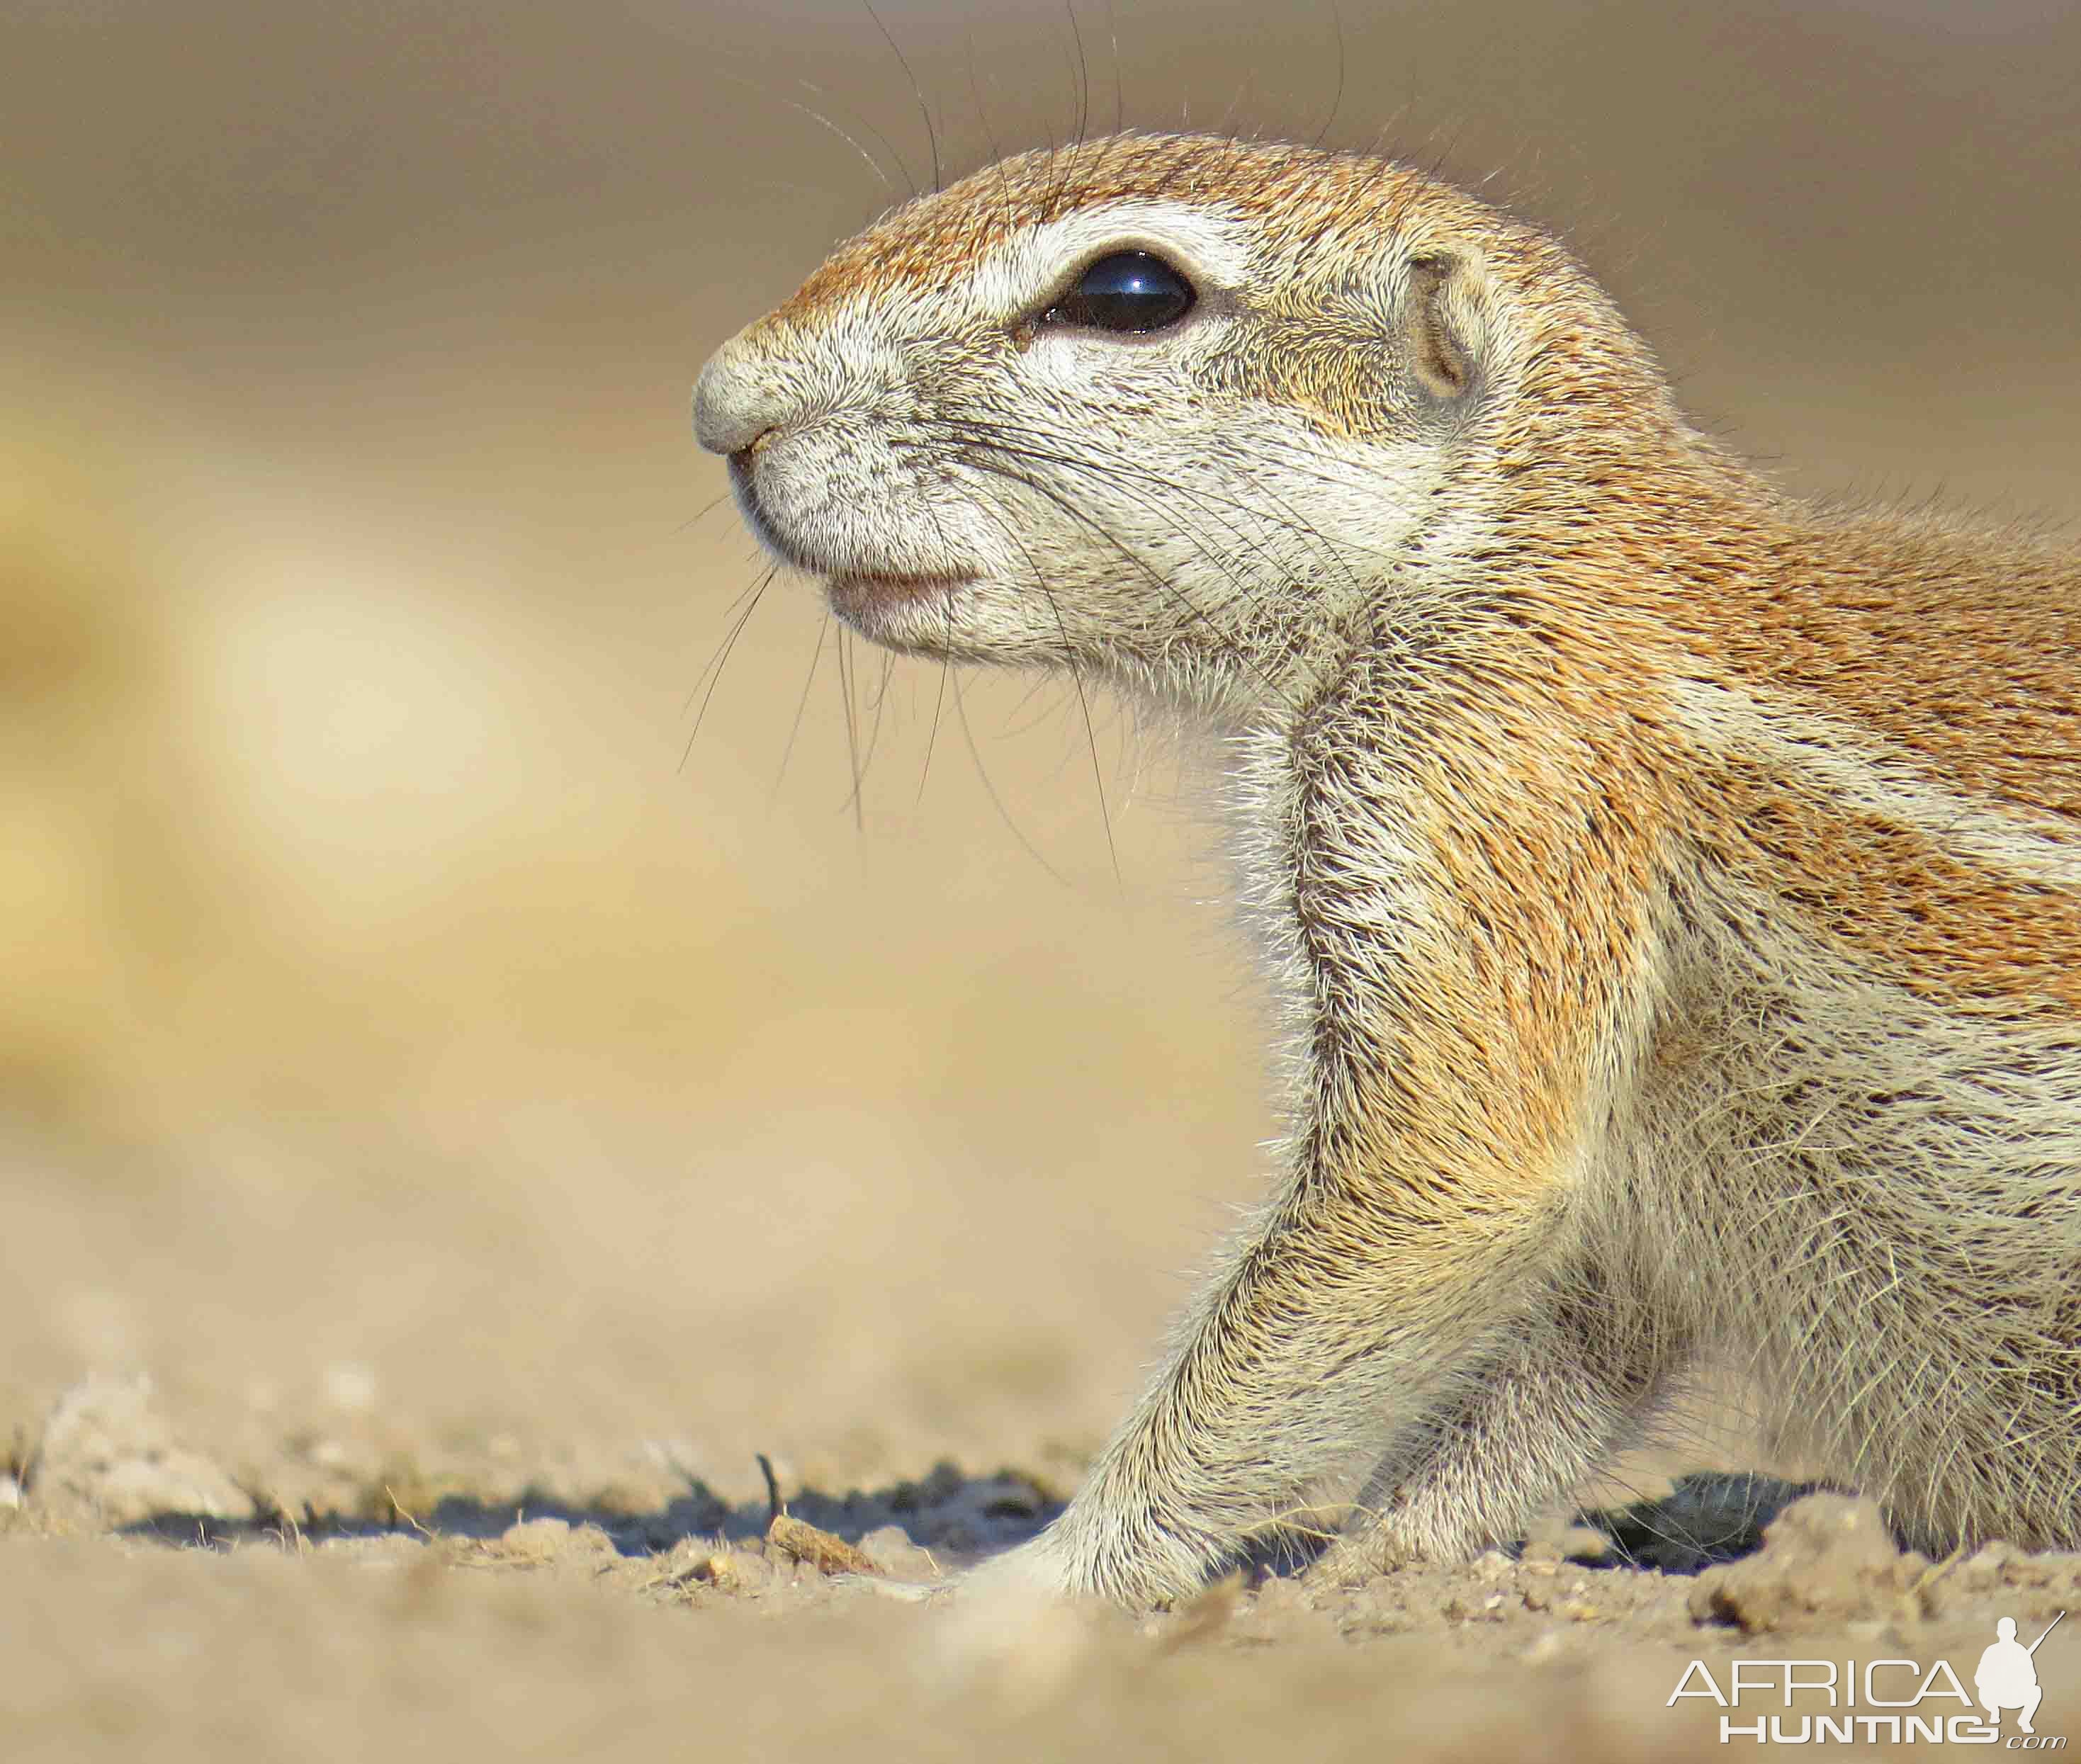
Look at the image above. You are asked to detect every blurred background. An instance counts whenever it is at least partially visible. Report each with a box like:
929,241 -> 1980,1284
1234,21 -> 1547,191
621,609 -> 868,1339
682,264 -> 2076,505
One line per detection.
4,0 -> 2077,1515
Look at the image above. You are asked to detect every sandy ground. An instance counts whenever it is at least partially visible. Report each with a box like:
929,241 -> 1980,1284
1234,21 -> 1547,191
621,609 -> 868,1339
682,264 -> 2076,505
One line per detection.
9,1369 -> 2081,1760
6,1 -> 2081,1757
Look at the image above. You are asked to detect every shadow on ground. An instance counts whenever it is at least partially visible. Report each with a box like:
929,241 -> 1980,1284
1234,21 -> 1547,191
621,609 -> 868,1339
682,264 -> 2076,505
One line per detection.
112,1464 -> 1829,1586
113,1458 -> 1063,1567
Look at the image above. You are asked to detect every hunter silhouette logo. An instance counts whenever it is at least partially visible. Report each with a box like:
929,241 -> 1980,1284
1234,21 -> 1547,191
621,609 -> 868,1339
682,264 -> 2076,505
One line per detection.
1978,1614 -> 2063,1736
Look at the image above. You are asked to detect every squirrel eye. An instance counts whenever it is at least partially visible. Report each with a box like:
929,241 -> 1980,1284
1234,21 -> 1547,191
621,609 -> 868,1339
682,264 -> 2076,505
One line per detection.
1044,251 -> 1195,334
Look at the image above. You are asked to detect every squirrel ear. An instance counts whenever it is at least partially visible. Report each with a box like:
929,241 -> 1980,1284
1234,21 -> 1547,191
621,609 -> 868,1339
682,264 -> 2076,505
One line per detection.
1403,253 -> 1481,402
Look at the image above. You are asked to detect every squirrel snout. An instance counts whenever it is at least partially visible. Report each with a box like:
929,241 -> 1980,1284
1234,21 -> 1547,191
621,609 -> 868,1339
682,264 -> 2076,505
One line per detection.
693,340 -> 786,457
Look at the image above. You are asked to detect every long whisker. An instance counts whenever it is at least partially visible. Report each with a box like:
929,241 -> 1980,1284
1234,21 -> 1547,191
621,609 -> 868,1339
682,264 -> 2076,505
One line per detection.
940,419 -> 1303,616
941,409 -> 1399,577
998,670 -> 1073,738
1064,0 -> 1090,151
835,625 -> 865,832
850,650 -> 898,800
681,565 -> 777,770
713,66 -> 898,197
942,414 -> 1354,640
677,487 -> 744,536
954,414 -> 1423,663
969,491 -> 1121,884
791,74 -> 920,205
961,34 -> 1015,242
917,660 -> 950,804
959,448 -> 1274,685
952,643 -> 1063,737
954,450 -> 1299,711
1102,0 -> 1124,138
861,0 -> 940,192
684,570 -> 771,717
1214,65 -> 1258,142
776,610 -> 832,796
1312,0 -> 1347,151
939,411 -> 1377,612
953,668 -> 1069,886
1068,654 -> 1120,883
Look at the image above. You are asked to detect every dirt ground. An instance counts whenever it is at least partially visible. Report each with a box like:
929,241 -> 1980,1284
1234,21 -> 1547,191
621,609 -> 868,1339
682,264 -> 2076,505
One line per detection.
9,1370 -> 2081,1760
6,1 -> 2081,1758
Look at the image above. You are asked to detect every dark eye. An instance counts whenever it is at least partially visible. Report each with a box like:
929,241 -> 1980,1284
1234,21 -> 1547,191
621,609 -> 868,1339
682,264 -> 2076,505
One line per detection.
1044,250 -> 1195,334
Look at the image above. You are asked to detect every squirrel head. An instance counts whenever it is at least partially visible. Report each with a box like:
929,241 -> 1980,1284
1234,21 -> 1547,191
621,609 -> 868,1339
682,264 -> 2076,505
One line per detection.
696,132 -> 1666,715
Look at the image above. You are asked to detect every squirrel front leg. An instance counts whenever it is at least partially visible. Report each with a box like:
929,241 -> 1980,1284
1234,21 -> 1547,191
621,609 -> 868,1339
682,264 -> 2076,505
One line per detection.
1000,662 -> 1671,1606
1313,1270 -> 1680,1583
1020,1166 -> 1575,1604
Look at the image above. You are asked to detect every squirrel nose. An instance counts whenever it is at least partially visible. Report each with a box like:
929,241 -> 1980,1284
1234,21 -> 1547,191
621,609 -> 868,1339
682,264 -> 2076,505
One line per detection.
693,337 -> 786,456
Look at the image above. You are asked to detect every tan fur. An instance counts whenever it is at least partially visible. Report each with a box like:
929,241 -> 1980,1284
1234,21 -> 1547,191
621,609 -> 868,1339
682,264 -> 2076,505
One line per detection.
694,133 -> 2081,1605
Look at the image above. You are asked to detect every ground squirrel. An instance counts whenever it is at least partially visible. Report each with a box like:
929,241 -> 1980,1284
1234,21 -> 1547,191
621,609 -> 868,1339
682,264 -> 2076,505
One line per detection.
694,132 -> 2081,1607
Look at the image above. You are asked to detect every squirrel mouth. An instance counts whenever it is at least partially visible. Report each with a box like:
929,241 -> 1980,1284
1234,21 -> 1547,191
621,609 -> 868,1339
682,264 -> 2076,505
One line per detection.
728,460 -> 970,611
826,569 -> 969,607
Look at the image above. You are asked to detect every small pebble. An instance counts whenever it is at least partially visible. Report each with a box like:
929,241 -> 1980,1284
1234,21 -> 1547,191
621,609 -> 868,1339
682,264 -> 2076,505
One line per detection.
500,1516 -> 573,1560
859,1524 -> 938,1581
1557,1526 -> 1613,1563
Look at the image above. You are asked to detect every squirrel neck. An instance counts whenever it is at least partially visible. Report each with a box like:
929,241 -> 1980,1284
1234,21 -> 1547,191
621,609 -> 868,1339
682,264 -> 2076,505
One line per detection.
1151,415 -> 1769,737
